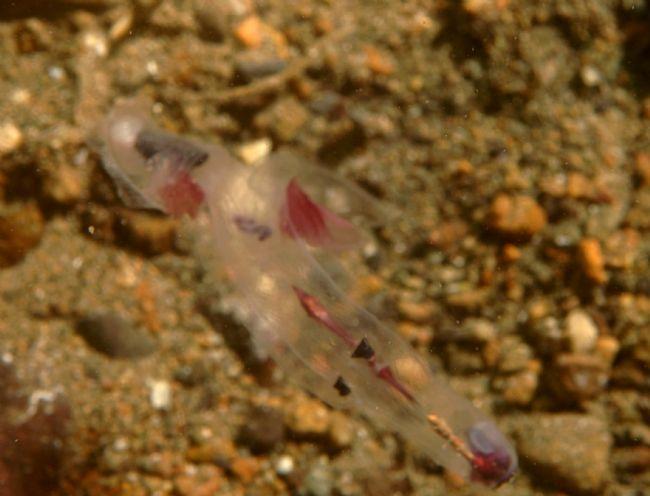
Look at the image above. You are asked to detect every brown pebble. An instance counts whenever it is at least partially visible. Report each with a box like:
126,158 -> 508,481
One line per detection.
254,97 -> 309,142
238,405 -> 285,453
230,456 -> 260,483
427,220 -> 468,250
364,45 -> 395,76
175,466 -> 224,496
313,12 -> 333,35
397,299 -> 436,323
286,396 -> 330,436
487,193 -> 547,240
499,364 -> 540,406
233,15 -> 286,54
566,172 -> 591,199
549,353 -> 608,403
603,228 -> 640,269
117,210 -> 177,255
612,446 -> 650,473
0,201 -> 44,267
577,237 -> 607,284
186,436 -> 236,465
0,121 -> 23,155
233,16 -> 264,47
193,0 -> 252,40
394,355 -> 429,390
501,243 -> 521,262
43,163 -> 87,205
635,152 -> 650,187
594,335 -> 620,366
446,288 -> 489,311
396,322 -> 431,346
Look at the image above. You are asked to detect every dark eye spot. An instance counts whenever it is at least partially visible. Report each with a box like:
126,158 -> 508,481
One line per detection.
135,129 -> 209,168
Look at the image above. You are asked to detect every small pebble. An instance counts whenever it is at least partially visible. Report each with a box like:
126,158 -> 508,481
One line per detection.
235,137 -> 272,165
0,121 -> 24,155
634,151 -> 650,187
149,379 -> 172,411
233,16 -> 265,47
577,237 -> 607,284
233,15 -> 285,52
303,460 -> 333,496
363,45 -> 395,76
193,0 -> 251,40
498,363 -> 540,406
612,446 -> 650,474
580,65 -> 602,86
286,396 -> 330,436
397,298 -> 436,323
173,360 -> 210,387
595,335 -> 620,366
565,308 -> 599,353
0,201 -> 44,267
117,210 -> 177,255
43,163 -> 86,205
487,193 -> 547,240
230,456 -> 259,483
234,50 -> 287,81
549,353 -> 608,403
186,436 -> 236,465
254,97 -> 309,142
275,454 -> 294,476
75,312 -> 156,359
238,405 -> 285,453
497,336 -> 533,372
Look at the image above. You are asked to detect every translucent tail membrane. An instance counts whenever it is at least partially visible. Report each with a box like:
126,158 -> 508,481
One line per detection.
99,99 -> 518,487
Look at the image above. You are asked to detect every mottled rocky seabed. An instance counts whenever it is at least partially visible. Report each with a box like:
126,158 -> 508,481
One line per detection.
0,1 -> 648,495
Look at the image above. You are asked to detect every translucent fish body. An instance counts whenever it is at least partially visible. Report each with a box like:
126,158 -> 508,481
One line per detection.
99,99 -> 518,486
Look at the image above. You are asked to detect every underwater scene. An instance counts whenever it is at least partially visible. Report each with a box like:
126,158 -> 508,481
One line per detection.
0,1 -> 648,495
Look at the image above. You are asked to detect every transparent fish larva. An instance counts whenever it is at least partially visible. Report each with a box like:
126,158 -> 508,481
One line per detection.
99,99 -> 518,487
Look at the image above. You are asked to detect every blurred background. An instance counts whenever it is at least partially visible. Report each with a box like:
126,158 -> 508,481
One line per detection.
0,1 -> 648,494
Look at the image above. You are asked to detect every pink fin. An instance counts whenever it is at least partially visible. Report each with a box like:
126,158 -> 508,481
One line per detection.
158,170 -> 205,218
292,286 -> 357,347
280,178 -> 359,249
376,365 -> 416,403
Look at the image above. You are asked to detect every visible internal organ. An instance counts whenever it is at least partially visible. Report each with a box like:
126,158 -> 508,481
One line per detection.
292,286 -> 415,403
467,421 -> 517,486
280,178 -> 359,249
155,168 -> 205,218
99,99 -> 519,487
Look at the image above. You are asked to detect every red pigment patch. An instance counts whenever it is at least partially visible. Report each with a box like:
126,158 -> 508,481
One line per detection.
158,170 -> 205,218
279,178 -> 356,248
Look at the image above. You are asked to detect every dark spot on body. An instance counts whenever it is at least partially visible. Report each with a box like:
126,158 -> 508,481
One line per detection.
334,376 -> 351,396
351,337 -> 375,359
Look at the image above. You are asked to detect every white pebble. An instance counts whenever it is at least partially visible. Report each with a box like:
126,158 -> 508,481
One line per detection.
235,138 -> 272,165
580,65 -> 602,87
149,379 -> 172,411
48,66 -> 65,80
275,455 -> 294,475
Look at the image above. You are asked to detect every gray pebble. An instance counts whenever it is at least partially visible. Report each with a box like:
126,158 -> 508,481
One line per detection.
238,405 -> 285,454
512,414 -> 611,494
75,311 -> 156,359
